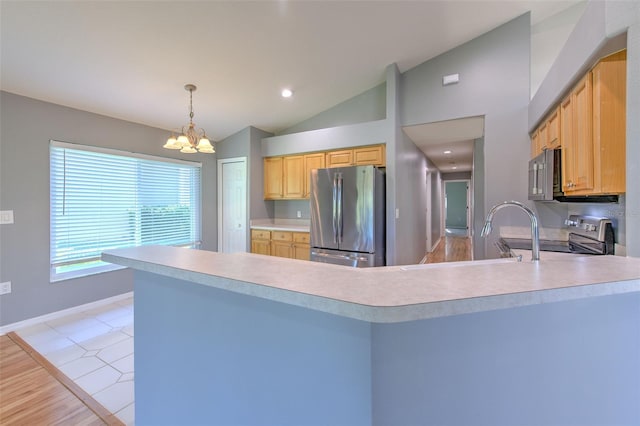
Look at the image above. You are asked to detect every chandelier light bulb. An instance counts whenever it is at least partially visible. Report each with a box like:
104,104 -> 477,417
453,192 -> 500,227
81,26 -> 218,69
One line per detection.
176,135 -> 190,147
163,136 -> 180,150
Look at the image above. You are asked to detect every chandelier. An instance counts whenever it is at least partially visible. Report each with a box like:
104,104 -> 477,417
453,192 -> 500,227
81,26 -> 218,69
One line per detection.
163,84 -> 215,153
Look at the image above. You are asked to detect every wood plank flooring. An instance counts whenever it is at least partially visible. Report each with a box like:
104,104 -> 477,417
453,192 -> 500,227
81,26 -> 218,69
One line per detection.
0,333 -> 123,426
425,235 -> 472,263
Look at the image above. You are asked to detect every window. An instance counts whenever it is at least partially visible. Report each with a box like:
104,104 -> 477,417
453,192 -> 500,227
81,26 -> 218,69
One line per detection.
50,141 -> 201,281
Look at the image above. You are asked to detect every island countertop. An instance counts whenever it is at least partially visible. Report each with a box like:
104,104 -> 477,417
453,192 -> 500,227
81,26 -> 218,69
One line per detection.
102,245 -> 640,323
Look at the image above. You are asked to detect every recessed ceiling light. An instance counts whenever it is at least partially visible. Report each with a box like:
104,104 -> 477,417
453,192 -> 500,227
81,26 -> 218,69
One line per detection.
444,150 -> 452,154
452,166 -> 458,170
281,88 -> 293,98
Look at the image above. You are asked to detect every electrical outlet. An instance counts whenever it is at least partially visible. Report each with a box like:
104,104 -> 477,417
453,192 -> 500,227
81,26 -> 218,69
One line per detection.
0,210 -> 14,224
0,281 -> 11,295
296,211 -> 301,218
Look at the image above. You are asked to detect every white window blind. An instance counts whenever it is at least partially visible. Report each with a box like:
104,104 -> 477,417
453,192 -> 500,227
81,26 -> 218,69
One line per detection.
50,141 -> 202,281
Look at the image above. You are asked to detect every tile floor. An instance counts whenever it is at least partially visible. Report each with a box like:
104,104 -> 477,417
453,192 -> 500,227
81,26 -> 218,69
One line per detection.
15,296 -> 135,425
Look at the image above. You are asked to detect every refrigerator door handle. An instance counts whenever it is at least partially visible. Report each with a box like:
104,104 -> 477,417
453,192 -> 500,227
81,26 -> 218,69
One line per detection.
311,251 -> 367,267
336,172 -> 343,245
332,173 -> 339,245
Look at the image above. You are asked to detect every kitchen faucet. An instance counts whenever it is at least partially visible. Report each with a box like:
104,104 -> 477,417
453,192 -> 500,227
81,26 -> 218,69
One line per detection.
481,201 -> 540,261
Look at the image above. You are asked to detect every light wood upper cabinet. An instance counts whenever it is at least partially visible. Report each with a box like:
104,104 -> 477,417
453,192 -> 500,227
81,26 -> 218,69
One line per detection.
592,50 -> 626,194
354,145 -> 385,166
562,50 -> 626,196
264,145 -> 384,199
283,156 -> 304,199
545,107 -> 561,150
326,145 -> 385,168
264,154 -> 322,200
326,150 -> 354,168
565,73 -> 594,193
530,106 -> 560,158
560,92 -> 574,192
263,157 -> 283,199
303,153 -> 325,198
537,121 -> 548,154
530,129 -> 540,158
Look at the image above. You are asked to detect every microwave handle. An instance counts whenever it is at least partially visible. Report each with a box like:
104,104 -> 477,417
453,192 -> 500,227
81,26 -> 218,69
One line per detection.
532,162 -> 539,194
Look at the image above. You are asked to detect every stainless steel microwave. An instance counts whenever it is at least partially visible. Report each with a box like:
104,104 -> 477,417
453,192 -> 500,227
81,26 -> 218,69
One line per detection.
528,149 -> 562,201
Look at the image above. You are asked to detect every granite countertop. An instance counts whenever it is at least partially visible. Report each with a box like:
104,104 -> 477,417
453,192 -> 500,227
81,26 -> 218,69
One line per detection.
102,245 -> 640,323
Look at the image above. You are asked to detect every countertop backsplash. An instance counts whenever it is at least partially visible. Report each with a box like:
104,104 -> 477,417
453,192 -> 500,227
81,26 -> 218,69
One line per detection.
499,225 -> 569,241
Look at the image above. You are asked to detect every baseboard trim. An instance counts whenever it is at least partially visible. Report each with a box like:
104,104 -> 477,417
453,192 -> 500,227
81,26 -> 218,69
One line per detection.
430,237 -> 442,253
0,291 -> 133,335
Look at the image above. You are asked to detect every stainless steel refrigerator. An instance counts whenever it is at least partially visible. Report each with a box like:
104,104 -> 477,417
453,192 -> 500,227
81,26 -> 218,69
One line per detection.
310,165 -> 385,267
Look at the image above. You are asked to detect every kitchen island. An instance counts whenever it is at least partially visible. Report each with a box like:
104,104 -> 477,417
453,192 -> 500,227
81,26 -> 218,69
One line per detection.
103,246 -> 640,425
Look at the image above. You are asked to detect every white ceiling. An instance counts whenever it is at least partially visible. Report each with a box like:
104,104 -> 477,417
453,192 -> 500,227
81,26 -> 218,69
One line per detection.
403,116 -> 484,173
1,1 -> 578,149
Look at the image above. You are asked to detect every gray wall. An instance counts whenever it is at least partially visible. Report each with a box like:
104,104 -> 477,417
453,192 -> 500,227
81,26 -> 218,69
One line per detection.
373,291 -> 640,425
393,123 -> 428,264
278,83 -> 386,136
401,14 -> 531,259
472,137 -> 486,259
0,91 -> 218,326
429,169 -> 443,252
529,0 -> 640,256
274,200 -> 310,220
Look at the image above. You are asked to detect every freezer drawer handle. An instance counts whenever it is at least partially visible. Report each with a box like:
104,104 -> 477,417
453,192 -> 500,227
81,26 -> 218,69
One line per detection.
312,251 -> 368,267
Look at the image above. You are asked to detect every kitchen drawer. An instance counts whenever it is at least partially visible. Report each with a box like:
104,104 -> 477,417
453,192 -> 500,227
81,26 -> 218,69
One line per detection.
271,231 -> 293,242
251,229 -> 271,240
293,232 -> 310,244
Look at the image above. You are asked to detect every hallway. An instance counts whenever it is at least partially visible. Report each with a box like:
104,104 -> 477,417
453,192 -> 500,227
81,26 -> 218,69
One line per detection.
425,229 -> 472,264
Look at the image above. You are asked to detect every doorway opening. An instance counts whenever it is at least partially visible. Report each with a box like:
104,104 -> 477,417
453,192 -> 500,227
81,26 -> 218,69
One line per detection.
444,180 -> 470,237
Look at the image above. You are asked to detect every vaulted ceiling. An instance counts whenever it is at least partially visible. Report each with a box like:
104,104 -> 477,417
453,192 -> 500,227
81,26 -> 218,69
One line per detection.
1,1 -> 579,146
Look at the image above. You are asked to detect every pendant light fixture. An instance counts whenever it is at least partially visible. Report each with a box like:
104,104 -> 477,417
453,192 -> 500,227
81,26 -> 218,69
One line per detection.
163,84 -> 215,154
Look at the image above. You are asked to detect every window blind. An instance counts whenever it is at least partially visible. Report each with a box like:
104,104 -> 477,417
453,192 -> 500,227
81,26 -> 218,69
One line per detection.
50,141 -> 201,280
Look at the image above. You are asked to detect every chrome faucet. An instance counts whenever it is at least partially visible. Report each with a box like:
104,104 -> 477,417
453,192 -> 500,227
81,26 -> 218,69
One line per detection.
481,201 -> 540,261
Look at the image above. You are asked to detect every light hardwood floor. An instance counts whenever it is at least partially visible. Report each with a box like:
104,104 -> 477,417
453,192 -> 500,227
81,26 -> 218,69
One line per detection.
0,332 -> 124,426
425,234 -> 472,264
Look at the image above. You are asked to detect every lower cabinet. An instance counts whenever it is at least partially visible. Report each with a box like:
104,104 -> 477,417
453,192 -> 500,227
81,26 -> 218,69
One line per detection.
271,231 -> 293,258
250,229 -> 271,255
250,229 -> 310,261
292,232 -> 310,261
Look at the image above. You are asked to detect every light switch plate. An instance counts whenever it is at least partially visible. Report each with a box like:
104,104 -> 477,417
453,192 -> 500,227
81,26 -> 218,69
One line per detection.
0,210 -> 14,224
0,282 -> 11,295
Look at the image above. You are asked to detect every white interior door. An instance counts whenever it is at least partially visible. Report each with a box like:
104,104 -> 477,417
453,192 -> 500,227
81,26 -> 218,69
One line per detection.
217,157 -> 247,253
